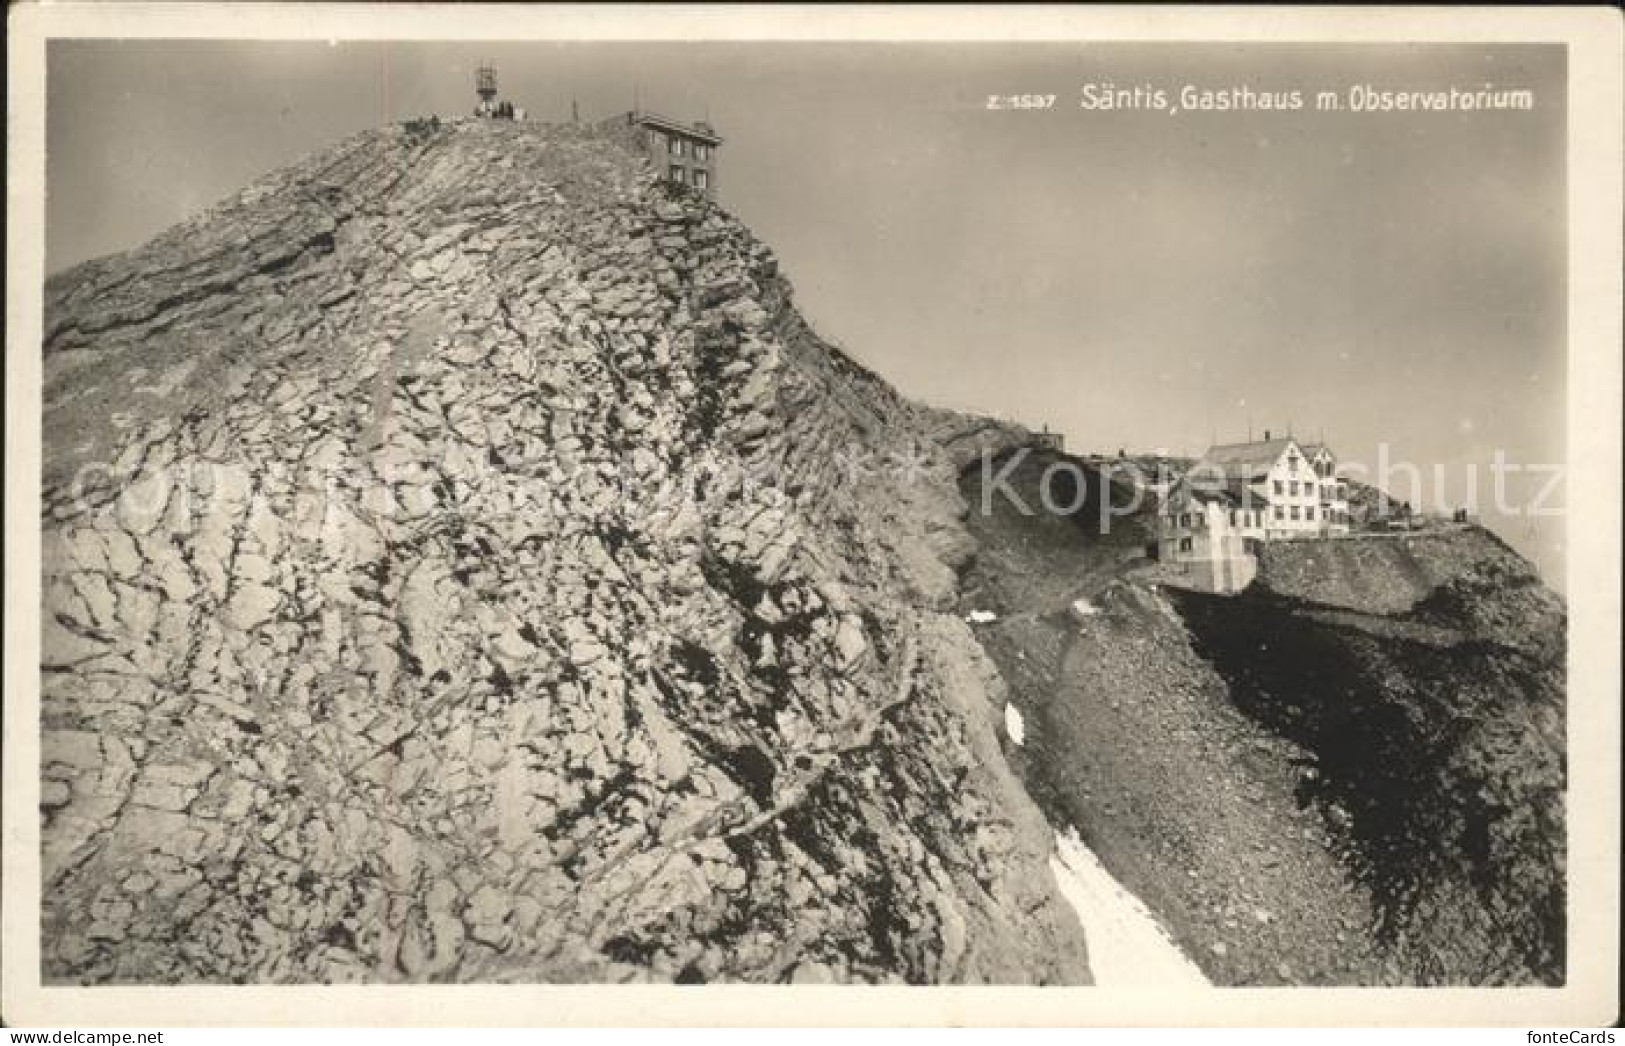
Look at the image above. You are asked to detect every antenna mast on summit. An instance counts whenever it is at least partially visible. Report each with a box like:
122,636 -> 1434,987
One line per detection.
475,63 -> 498,118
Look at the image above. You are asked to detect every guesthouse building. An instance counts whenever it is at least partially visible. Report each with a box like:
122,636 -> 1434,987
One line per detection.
1156,433 -> 1351,593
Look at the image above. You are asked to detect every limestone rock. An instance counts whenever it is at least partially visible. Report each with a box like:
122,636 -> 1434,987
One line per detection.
38,118 -> 1080,987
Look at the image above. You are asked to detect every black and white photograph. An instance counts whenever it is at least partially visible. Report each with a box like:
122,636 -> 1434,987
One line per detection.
4,3 -> 1620,1030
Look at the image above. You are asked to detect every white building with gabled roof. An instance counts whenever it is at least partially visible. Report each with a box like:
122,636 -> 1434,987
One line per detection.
1156,431 -> 1350,593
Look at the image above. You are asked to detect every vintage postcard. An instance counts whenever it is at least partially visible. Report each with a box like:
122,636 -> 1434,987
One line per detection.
4,2 -> 1620,1028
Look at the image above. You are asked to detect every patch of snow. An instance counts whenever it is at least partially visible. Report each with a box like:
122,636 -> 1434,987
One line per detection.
966,609 -> 998,624
1070,597 -> 1101,618
1049,828 -> 1210,987
1004,702 -> 1025,746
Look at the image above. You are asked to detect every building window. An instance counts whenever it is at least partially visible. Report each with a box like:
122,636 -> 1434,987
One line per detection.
670,164 -> 686,182
1290,506 -> 1300,521
1307,506 -> 1316,521
1274,507 -> 1284,520
693,168 -> 709,190
1274,480 -> 1283,495
669,137 -> 686,156
695,143 -> 709,162
1179,538 -> 1193,553
1289,481 -> 1299,496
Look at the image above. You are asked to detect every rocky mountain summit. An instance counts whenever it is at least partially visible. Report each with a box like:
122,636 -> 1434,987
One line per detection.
40,119 -> 1087,983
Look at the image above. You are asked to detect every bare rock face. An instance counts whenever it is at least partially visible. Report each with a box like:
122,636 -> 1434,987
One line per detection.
40,120 -> 1087,984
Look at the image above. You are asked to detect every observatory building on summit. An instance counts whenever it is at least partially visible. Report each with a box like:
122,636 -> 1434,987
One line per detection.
596,110 -> 723,198
464,66 -> 721,198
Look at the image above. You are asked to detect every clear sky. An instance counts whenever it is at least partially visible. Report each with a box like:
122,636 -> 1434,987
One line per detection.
45,40 -> 1567,581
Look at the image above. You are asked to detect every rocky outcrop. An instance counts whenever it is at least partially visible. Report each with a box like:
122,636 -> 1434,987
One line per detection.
40,119 -> 1085,984
1252,526 -> 1548,621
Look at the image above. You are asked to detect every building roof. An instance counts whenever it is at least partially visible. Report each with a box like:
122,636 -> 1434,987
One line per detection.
632,111 -> 723,145
1188,487 -> 1247,509
1168,475 -> 1274,510
1199,437 -> 1298,470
